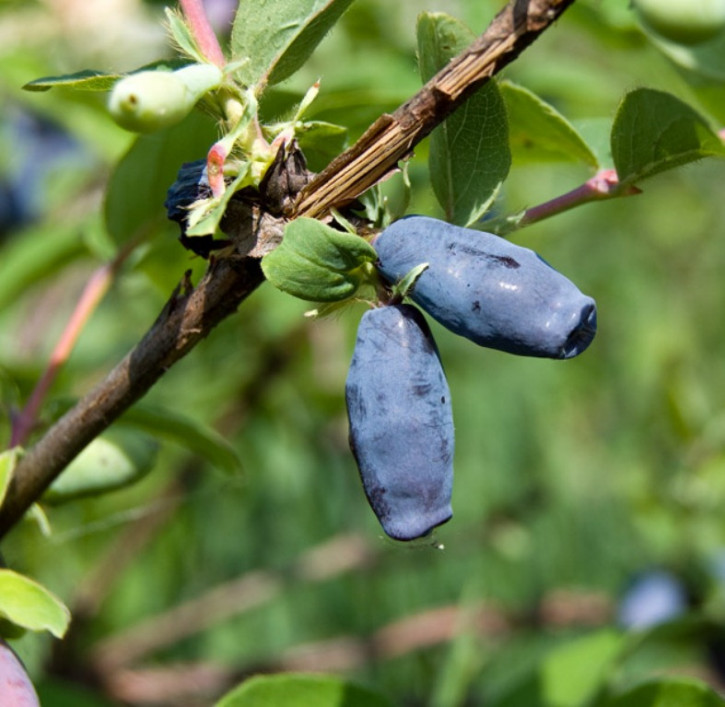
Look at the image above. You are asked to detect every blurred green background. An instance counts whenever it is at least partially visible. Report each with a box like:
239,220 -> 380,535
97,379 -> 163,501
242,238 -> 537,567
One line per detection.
2,0 -> 725,705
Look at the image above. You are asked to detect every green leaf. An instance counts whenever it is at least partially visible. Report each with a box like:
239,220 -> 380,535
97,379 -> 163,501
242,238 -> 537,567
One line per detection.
499,81 -> 599,167
185,163 -> 251,237
261,217 -> 377,302
494,629 -> 624,707
417,13 -> 511,226
611,88 -> 725,186
599,678 -> 725,707
391,262 -> 429,300
0,569 -> 70,639
0,448 -> 22,510
119,404 -> 243,475
104,111 -> 217,244
42,429 -> 158,504
22,69 -> 121,92
22,61 -> 190,93
539,630 -> 623,707
215,673 -> 394,707
231,0 -> 356,90
295,121 -> 348,172
165,8 -> 205,64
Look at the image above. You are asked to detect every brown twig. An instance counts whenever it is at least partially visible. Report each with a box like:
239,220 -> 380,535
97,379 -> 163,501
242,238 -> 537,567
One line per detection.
90,533 -> 376,672
0,0 -> 576,539
0,257 -> 264,537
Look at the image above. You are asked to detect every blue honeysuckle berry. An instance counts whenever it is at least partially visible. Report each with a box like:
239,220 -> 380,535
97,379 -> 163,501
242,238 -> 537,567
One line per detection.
164,158 -> 209,224
165,159 -> 229,257
345,303 -> 454,541
373,216 -> 597,359
618,570 -> 688,630
0,639 -> 40,706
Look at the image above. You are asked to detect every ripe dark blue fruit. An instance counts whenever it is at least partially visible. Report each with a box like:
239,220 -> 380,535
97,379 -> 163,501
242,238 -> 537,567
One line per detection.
618,570 -> 687,629
164,158 -> 209,224
165,159 -> 229,257
374,216 -> 597,359
0,640 -> 40,706
345,304 -> 454,540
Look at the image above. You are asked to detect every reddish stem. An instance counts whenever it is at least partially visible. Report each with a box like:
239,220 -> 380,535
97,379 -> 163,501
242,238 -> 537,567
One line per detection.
519,168 -> 641,227
179,0 -> 226,68
206,143 -> 228,198
10,249 -> 131,448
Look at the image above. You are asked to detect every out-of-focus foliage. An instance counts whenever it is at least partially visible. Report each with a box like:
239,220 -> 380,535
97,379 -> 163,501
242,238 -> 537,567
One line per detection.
1,0 -> 725,705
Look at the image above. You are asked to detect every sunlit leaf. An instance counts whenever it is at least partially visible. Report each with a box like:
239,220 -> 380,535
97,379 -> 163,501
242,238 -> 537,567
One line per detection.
611,88 -> 725,186
231,0 -> 356,90
0,570 -> 70,639
500,81 -> 599,167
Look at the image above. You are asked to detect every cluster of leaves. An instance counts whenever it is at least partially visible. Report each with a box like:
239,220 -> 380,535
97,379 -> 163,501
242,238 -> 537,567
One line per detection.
1,0 -> 725,705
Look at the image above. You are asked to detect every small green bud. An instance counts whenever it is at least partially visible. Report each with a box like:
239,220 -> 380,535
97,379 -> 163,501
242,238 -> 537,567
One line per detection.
108,64 -> 223,133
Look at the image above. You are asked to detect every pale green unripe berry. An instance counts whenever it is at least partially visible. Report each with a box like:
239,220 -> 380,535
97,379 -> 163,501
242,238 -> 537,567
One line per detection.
633,0 -> 725,45
108,64 -> 223,133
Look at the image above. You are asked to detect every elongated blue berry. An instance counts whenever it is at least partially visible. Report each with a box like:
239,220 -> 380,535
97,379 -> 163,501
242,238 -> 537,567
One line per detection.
0,640 -> 40,707
345,304 -> 454,540
374,216 -> 597,359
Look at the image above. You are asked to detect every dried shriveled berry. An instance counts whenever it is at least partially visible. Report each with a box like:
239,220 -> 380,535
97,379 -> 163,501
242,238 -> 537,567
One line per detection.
374,216 -> 596,359
345,304 -> 454,541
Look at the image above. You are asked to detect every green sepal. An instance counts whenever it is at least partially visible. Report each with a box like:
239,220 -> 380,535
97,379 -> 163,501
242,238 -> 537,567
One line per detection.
262,218 -> 377,302
391,262 -> 430,301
